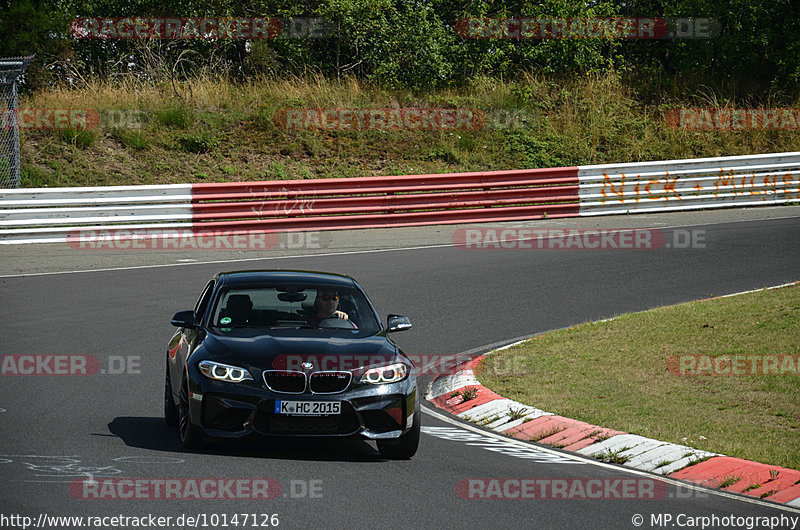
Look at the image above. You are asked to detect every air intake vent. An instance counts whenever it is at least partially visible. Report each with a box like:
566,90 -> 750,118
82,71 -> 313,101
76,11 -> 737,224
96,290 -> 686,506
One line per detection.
309,371 -> 351,393
262,370 -> 306,394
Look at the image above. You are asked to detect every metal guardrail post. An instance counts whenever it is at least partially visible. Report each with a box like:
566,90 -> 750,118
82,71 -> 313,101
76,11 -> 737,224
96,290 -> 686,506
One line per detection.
0,55 -> 34,189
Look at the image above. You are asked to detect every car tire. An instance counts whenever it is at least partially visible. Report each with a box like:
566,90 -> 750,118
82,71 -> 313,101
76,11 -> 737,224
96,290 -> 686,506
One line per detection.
164,363 -> 179,427
178,379 -> 204,449
377,403 -> 420,459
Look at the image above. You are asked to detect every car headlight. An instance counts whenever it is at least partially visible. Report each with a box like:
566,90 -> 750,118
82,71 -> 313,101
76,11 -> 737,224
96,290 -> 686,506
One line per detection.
359,362 -> 409,384
198,360 -> 253,383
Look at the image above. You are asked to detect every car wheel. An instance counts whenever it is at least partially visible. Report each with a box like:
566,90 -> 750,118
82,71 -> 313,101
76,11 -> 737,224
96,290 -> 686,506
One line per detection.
178,379 -> 204,449
164,363 -> 179,427
377,403 -> 420,459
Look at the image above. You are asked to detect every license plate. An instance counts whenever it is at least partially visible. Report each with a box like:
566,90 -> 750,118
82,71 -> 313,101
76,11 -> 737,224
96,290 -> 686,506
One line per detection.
274,400 -> 341,416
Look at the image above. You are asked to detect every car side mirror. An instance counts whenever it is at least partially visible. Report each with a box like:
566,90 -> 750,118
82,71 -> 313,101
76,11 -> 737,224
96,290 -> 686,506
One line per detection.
387,314 -> 412,333
171,310 -> 196,328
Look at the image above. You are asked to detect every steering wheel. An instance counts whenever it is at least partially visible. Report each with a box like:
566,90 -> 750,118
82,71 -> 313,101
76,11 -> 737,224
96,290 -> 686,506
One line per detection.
318,316 -> 357,329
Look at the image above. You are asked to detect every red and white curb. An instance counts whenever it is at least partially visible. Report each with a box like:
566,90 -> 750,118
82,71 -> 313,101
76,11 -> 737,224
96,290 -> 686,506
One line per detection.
425,348 -> 800,507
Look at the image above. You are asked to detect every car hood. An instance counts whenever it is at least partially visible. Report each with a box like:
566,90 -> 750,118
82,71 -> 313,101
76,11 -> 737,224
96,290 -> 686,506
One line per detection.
203,331 -> 399,372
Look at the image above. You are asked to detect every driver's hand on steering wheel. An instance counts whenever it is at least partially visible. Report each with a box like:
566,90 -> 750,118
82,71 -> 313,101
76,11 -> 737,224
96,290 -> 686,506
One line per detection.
333,310 -> 349,320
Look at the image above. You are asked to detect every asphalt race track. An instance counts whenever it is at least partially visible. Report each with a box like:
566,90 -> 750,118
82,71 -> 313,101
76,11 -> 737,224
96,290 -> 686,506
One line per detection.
1,213 -> 799,529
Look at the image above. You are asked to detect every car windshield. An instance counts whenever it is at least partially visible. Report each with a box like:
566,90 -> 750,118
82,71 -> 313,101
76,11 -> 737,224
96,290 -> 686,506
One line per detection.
210,284 -> 380,335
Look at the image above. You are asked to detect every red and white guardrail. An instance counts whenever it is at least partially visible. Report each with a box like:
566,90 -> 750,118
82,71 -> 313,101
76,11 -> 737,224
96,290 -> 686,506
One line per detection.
1,152 -> 798,244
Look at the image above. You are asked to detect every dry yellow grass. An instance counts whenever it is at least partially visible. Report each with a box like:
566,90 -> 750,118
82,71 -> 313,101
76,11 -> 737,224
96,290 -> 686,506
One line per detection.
18,74 -> 800,187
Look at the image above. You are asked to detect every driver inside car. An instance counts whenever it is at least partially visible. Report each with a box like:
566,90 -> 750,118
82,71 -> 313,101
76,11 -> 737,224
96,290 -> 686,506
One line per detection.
305,288 -> 351,327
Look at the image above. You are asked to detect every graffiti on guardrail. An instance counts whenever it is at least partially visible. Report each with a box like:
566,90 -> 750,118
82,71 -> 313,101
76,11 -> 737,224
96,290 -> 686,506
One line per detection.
596,172 -> 800,203
248,188 -> 315,216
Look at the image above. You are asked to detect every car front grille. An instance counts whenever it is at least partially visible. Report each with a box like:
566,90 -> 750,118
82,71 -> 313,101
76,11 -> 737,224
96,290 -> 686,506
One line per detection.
262,370 -> 352,394
309,371 -> 352,393
262,370 -> 306,394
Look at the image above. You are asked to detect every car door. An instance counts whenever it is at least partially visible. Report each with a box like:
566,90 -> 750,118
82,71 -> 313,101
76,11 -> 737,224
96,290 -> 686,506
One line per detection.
168,280 -> 215,392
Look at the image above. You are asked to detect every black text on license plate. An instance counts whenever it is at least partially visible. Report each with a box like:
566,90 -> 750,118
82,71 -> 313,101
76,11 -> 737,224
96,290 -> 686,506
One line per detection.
274,400 -> 341,416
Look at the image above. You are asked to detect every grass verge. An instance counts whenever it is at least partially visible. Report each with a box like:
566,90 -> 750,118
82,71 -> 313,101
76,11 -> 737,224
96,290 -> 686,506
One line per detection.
476,284 -> 800,470
18,74 -> 800,187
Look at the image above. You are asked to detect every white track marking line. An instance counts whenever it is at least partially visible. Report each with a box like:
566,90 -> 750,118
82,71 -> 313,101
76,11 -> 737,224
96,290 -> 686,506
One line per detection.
1,214 -> 798,278
0,242 -> 455,278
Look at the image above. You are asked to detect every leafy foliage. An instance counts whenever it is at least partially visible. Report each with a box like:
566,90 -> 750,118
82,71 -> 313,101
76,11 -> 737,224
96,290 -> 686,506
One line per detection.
0,0 -> 796,95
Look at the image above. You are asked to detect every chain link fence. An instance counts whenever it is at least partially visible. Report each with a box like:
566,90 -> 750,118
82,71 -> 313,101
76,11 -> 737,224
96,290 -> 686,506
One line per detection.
0,56 -> 34,189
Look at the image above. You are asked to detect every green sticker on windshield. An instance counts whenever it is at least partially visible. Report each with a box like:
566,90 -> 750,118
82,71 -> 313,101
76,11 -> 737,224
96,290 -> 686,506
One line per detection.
220,317 -> 231,325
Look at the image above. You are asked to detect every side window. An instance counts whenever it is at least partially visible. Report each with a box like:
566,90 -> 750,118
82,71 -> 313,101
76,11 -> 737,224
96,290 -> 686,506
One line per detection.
194,281 -> 215,324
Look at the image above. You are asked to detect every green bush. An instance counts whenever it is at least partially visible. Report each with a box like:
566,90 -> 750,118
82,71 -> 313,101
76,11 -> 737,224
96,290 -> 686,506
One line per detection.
179,133 -> 219,154
116,130 -> 149,150
59,128 -> 96,148
2,0 -> 799,94
504,132 -> 565,168
155,106 -> 193,128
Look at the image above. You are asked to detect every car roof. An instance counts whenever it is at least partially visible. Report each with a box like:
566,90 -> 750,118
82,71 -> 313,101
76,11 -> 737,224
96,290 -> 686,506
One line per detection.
215,270 -> 357,288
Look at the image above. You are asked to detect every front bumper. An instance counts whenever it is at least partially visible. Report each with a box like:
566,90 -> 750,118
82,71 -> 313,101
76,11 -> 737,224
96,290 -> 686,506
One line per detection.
187,375 -> 417,440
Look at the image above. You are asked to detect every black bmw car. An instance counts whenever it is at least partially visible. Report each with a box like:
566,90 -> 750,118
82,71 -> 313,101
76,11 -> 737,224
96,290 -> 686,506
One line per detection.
164,270 -> 419,459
